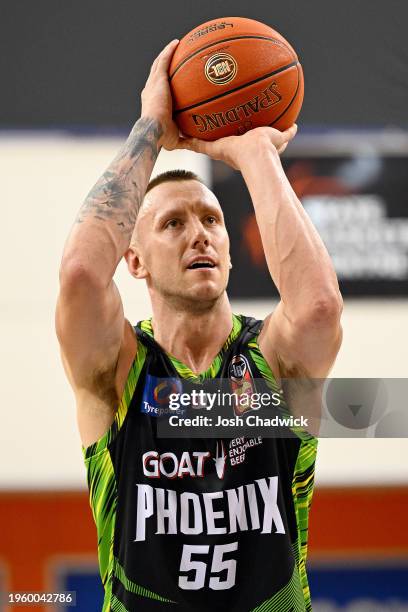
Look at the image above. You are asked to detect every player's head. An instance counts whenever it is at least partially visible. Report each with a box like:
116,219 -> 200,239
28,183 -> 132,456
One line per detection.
125,170 -> 231,312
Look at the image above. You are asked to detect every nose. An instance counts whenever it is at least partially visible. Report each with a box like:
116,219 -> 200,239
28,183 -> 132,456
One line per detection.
191,220 -> 210,249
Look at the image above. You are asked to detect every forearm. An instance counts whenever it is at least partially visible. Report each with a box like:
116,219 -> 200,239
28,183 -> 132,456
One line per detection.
240,143 -> 342,321
60,117 -> 162,286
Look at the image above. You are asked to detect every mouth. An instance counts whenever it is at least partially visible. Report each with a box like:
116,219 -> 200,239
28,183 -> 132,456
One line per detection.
187,259 -> 216,270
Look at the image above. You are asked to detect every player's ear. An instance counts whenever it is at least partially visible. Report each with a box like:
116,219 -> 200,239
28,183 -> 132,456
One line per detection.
229,256 -> 233,269
124,246 -> 148,279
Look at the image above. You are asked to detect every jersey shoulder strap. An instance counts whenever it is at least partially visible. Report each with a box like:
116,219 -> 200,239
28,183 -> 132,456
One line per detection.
133,323 -> 178,377
235,315 -> 263,345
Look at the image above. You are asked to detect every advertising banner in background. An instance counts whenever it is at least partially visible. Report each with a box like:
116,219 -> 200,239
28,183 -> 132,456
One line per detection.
214,131 -> 408,298
310,563 -> 408,611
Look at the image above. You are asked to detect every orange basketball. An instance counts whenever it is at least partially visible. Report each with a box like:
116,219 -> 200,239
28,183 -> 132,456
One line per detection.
169,17 -> 304,141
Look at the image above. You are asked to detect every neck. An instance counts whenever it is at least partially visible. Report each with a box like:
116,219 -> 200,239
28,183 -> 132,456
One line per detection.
149,292 -> 233,374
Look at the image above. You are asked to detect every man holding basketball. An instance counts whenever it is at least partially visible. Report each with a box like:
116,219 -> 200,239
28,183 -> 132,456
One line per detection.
56,40 -> 342,612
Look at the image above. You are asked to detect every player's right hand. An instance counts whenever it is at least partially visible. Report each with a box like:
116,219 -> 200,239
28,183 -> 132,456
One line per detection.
175,125 -> 298,170
141,39 -> 181,151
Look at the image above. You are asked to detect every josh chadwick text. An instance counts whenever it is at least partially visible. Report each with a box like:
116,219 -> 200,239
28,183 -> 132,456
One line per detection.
168,414 -> 308,428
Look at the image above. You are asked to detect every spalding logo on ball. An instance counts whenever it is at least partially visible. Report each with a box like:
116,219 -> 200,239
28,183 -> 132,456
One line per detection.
169,17 -> 304,140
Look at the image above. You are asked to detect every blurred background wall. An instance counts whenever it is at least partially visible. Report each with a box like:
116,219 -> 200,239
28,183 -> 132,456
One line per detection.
1,1 -> 407,610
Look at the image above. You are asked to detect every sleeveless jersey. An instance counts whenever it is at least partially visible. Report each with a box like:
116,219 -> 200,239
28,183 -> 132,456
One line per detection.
83,314 -> 317,612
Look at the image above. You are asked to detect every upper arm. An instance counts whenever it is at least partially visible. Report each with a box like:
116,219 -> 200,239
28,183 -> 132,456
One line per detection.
258,300 -> 342,437
258,299 -> 343,381
55,263 -> 129,392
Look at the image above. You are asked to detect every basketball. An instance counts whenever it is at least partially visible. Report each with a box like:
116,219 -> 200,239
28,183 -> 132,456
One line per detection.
169,17 -> 304,141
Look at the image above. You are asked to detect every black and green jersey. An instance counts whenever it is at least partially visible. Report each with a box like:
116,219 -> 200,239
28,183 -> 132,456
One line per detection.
83,314 -> 317,612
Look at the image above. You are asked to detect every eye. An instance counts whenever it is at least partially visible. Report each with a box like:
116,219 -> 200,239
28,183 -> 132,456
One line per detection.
165,218 -> 181,229
205,215 -> 217,225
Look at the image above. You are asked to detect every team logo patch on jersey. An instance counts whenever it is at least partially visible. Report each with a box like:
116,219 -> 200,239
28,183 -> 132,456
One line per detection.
141,374 -> 184,417
229,354 -> 248,381
228,354 -> 257,416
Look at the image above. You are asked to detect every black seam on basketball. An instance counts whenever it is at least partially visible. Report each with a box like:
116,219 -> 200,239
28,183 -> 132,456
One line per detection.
169,35 -> 297,80
173,61 -> 298,115
269,64 -> 300,127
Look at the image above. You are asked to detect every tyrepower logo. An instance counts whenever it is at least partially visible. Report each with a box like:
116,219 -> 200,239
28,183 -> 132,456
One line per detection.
142,441 -> 227,480
141,374 -> 184,417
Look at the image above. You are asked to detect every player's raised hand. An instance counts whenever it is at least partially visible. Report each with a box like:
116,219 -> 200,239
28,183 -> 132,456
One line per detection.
176,125 -> 298,170
141,39 -> 181,150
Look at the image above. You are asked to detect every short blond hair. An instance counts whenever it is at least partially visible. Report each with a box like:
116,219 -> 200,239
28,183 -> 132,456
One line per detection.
145,169 -> 205,194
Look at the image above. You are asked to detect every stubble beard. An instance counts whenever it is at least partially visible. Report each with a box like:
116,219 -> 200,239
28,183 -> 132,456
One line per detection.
153,277 -> 227,314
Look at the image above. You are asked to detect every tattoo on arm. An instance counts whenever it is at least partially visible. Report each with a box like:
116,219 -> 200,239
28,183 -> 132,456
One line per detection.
76,117 -> 163,240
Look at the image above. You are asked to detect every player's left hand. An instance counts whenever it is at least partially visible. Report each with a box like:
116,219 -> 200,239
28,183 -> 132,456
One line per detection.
175,124 -> 297,170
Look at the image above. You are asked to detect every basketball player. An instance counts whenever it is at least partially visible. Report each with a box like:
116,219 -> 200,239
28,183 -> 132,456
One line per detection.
56,40 -> 342,611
